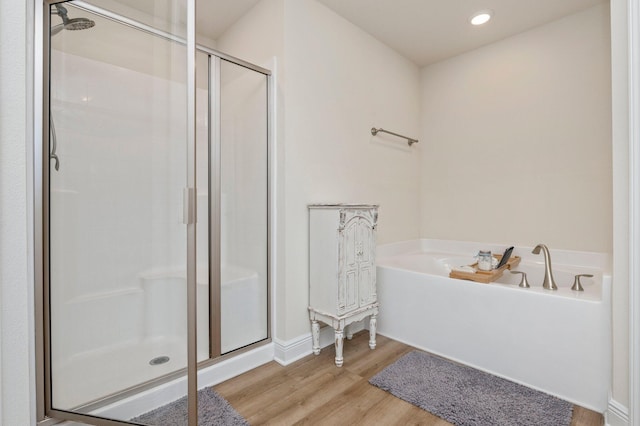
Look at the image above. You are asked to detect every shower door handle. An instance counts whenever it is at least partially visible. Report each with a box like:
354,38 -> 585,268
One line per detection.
49,116 -> 60,171
183,187 -> 196,224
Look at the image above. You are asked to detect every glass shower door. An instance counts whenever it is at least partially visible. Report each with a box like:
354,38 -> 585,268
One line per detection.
43,2 -> 271,423
218,59 -> 269,353
45,1 -> 198,423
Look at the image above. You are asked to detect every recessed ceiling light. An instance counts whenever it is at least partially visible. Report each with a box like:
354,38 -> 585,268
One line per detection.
470,10 -> 493,26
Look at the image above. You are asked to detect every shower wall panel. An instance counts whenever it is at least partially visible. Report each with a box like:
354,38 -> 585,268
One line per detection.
50,48 -> 189,354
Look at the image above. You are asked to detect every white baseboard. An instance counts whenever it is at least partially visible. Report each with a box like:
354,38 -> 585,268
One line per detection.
273,327 -> 332,366
87,343 -> 274,421
198,343 -> 275,387
274,322 -> 366,366
606,398 -> 630,426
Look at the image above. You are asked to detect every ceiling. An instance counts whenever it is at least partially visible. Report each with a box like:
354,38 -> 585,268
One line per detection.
196,0 -> 262,40
314,0 -> 607,66
91,0 -> 608,66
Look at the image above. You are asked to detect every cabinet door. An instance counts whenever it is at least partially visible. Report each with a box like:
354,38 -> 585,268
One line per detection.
357,218 -> 376,306
339,217 -> 360,314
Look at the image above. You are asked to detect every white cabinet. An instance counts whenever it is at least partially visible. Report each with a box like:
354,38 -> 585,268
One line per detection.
308,204 -> 379,367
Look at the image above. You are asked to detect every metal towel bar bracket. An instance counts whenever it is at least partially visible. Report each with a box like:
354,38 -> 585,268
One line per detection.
371,127 -> 419,146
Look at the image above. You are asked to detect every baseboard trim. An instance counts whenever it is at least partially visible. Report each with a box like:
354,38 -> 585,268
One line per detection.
272,334 -> 312,366
198,343 -> 275,387
274,322 -> 366,366
606,398 -> 630,426
273,327 -> 333,366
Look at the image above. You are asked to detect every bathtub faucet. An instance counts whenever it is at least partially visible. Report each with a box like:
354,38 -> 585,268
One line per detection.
532,244 -> 558,290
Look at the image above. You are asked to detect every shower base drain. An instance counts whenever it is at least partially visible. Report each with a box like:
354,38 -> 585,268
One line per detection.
149,356 -> 170,366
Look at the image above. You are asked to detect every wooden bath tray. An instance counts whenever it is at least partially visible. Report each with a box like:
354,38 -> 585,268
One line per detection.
449,254 -> 521,284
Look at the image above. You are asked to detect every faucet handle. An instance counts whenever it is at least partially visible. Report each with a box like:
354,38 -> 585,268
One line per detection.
510,271 -> 530,288
571,274 -> 594,291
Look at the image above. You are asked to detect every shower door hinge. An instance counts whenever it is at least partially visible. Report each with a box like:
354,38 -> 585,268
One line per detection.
183,187 -> 196,225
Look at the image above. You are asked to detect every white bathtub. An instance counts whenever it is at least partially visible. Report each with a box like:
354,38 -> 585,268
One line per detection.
376,239 -> 611,412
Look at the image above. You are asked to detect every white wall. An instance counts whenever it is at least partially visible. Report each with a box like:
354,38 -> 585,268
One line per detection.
217,0 -> 421,341
216,0 -> 284,71
0,1 -> 35,425
611,0 -> 630,416
282,0 -> 421,339
216,0 -> 287,340
419,4 -> 612,254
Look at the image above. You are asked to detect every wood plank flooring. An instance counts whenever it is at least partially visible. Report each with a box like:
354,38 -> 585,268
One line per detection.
215,332 -> 604,425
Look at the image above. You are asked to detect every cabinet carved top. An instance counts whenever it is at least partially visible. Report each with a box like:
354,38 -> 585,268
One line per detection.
308,203 -> 379,209
308,204 -> 378,231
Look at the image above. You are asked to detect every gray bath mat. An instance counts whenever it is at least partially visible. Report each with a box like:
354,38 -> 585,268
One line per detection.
369,350 -> 573,426
131,387 -> 248,425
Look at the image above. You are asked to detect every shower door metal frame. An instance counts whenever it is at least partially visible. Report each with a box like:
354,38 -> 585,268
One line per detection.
186,0 -> 197,422
37,0 -> 199,424
208,54 -> 223,358
35,1 -> 272,424
199,48 -> 273,363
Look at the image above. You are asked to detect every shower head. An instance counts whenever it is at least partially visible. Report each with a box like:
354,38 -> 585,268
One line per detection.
51,4 -> 95,36
62,17 -> 95,31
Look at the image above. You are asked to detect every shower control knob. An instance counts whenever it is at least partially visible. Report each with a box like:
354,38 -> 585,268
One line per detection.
510,270 -> 530,288
571,274 -> 593,292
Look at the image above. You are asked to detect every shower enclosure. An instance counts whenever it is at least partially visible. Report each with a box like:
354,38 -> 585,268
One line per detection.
38,1 -> 270,424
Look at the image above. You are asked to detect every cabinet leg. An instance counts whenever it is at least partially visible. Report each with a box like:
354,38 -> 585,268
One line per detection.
369,315 -> 377,350
345,324 -> 353,340
311,320 -> 320,355
334,329 -> 344,367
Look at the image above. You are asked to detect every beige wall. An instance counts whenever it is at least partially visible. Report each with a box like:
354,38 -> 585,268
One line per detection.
216,0 -> 284,69
419,4 -> 612,254
216,0 -> 288,340
282,0 -> 421,339
218,0 -> 421,340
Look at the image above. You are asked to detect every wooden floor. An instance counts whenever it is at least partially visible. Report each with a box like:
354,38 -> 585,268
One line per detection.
214,332 -> 604,425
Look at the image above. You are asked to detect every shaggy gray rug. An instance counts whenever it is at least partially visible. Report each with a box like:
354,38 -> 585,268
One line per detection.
369,350 -> 573,426
131,387 -> 248,425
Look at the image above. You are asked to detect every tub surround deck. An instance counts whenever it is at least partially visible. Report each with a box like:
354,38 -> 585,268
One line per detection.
378,239 -> 611,272
378,239 -> 610,301
375,239 -> 611,412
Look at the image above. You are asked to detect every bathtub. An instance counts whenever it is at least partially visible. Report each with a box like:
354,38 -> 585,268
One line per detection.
376,239 -> 611,412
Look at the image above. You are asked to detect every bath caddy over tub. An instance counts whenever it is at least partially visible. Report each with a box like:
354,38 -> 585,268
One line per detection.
449,254 -> 521,283
308,204 -> 379,367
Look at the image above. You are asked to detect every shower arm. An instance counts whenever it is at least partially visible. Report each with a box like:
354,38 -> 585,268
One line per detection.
49,116 -> 60,171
